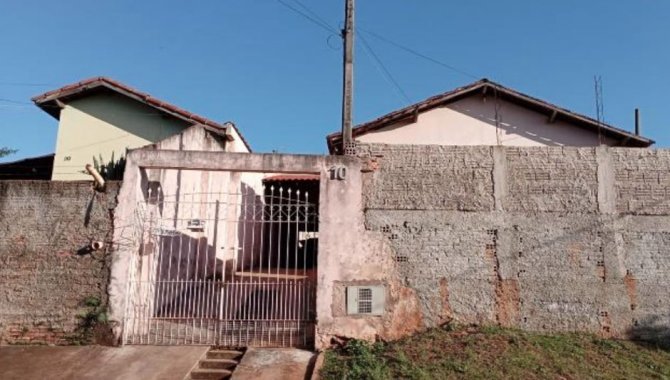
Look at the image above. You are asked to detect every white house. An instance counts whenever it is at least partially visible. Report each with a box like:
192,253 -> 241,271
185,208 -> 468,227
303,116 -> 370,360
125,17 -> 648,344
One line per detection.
327,79 -> 653,153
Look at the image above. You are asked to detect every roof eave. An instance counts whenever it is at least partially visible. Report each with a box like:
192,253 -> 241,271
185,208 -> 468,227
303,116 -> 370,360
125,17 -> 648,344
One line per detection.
327,79 -> 654,150
31,77 -> 253,152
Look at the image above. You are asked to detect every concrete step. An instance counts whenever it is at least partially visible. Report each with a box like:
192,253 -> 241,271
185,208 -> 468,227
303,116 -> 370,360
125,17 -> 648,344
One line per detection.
189,368 -> 232,380
199,358 -> 238,370
207,349 -> 244,360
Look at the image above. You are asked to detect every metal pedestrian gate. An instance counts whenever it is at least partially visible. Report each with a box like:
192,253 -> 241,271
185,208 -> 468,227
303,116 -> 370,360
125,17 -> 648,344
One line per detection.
123,185 -> 318,347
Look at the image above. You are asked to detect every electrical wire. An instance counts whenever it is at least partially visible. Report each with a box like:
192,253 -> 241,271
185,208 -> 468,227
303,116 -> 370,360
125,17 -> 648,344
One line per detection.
276,0 -> 412,104
0,81 -> 56,87
357,31 -> 412,105
275,0 -> 339,35
359,27 -> 479,80
289,0 -> 340,35
0,98 -> 31,105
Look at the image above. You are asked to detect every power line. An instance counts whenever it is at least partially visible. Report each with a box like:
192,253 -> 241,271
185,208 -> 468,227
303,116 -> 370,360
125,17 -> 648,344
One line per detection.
0,98 -> 32,105
275,0 -> 339,35
289,0 -> 339,34
358,31 -> 412,105
0,81 -> 56,87
275,1 -> 411,105
275,1 -> 478,83
359,27 -> 479,80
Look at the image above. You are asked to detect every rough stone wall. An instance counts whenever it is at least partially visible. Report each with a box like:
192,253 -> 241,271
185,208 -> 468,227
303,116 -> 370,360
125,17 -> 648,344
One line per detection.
363,145 -> 494,211
612,149 -> 670,215
360,144 -> 670,341
0,181 -> 119,345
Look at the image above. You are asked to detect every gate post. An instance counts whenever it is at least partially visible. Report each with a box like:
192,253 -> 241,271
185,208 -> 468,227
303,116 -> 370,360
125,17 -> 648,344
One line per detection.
108,154 -> 144,344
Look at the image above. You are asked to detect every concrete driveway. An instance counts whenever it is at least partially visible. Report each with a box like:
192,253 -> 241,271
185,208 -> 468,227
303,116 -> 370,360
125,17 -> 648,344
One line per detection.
0,345 -> 208,380
231,348 -> 316,380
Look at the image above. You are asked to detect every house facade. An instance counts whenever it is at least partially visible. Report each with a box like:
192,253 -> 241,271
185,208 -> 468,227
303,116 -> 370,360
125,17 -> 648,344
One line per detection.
32,77 -> 251,180
327,79 -> 653,153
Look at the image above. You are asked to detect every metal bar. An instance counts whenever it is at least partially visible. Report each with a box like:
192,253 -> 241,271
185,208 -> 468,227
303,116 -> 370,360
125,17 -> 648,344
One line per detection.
258,184 -> 267,281
206,188 -> 214,326
210,199 -> 221,338
185,196 -> 196,344
266,186 -> 277,344
276,188 -> 284,344
147,199 -> 159,344
267,186 -> 275,279
126,178 -> 318,348
154,209 -> 167,344
163,199 -> 176,345
285,189 -> 292,283
239,188 -> 250,344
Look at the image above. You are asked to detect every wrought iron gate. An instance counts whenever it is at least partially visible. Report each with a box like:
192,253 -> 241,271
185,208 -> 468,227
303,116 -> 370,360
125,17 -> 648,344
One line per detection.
123,185 -> 318,347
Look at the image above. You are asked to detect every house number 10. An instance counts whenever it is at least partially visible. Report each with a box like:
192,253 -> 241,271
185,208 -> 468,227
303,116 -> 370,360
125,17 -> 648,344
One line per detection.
329,165 -> 347,180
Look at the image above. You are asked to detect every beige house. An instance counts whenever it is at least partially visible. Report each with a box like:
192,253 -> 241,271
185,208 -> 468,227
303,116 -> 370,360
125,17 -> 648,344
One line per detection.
32,77 -> 251,180
327,79 -> 653,153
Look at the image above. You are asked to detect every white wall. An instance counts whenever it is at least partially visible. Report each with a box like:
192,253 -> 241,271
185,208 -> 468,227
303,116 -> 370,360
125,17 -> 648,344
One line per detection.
357,96 -> 617,147
51,92 -> 191,180
138,126 -> 264,295
226,125 -> 251,153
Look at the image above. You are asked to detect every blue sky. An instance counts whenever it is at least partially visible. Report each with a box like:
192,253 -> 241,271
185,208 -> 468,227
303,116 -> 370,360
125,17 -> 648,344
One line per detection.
1,1 -> 668,161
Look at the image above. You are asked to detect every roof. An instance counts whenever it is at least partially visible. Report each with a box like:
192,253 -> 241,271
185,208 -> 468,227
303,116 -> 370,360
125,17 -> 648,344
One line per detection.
0,154 -> 54,180
32,77 -> 252,152
263,174 -> 320,182
326,78 -> 654,153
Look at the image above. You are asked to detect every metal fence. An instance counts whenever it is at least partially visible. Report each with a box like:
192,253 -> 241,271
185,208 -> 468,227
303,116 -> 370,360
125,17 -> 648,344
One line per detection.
123,185 -> 318,347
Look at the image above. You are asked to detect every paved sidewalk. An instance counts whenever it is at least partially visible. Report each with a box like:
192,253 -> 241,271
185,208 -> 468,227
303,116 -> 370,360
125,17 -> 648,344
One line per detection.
0,345 -> 208,380
232,348 -> 316,380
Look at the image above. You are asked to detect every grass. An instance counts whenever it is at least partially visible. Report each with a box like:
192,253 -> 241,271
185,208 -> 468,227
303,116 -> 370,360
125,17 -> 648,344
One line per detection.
320,325 -> 670,380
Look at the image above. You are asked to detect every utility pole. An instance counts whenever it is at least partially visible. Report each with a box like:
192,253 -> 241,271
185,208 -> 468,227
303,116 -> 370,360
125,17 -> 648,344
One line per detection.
341,0 -> 354,154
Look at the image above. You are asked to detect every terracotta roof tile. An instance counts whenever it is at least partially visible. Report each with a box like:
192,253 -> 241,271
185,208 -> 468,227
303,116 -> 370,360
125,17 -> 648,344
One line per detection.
263,174 -> 320,182
327,78 -> 654,153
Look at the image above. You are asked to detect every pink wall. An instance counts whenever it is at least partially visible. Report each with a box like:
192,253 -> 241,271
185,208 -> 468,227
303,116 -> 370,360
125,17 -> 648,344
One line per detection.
358,96 -> 618,147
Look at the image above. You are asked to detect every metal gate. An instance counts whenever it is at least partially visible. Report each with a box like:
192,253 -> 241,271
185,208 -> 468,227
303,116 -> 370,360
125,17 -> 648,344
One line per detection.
123,185 -> 318,347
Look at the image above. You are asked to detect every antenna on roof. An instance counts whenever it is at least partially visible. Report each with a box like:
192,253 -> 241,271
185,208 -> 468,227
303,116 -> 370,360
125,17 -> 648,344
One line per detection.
594,75 -> 605,145
634,108 -> 641,136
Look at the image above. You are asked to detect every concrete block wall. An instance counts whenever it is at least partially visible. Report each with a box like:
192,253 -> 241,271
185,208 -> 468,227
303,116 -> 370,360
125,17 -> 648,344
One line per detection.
363,145 -> 494,211
0,181 -> 119,345
360,144 -> 670,340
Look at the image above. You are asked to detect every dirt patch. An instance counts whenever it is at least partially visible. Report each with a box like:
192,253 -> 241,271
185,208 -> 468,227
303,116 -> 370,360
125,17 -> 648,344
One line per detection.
496,279 -> 520,328
485,239 -> 520,328
384,285 -> 424,340
438,277 -> 453,324
624,273 -> 638,310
